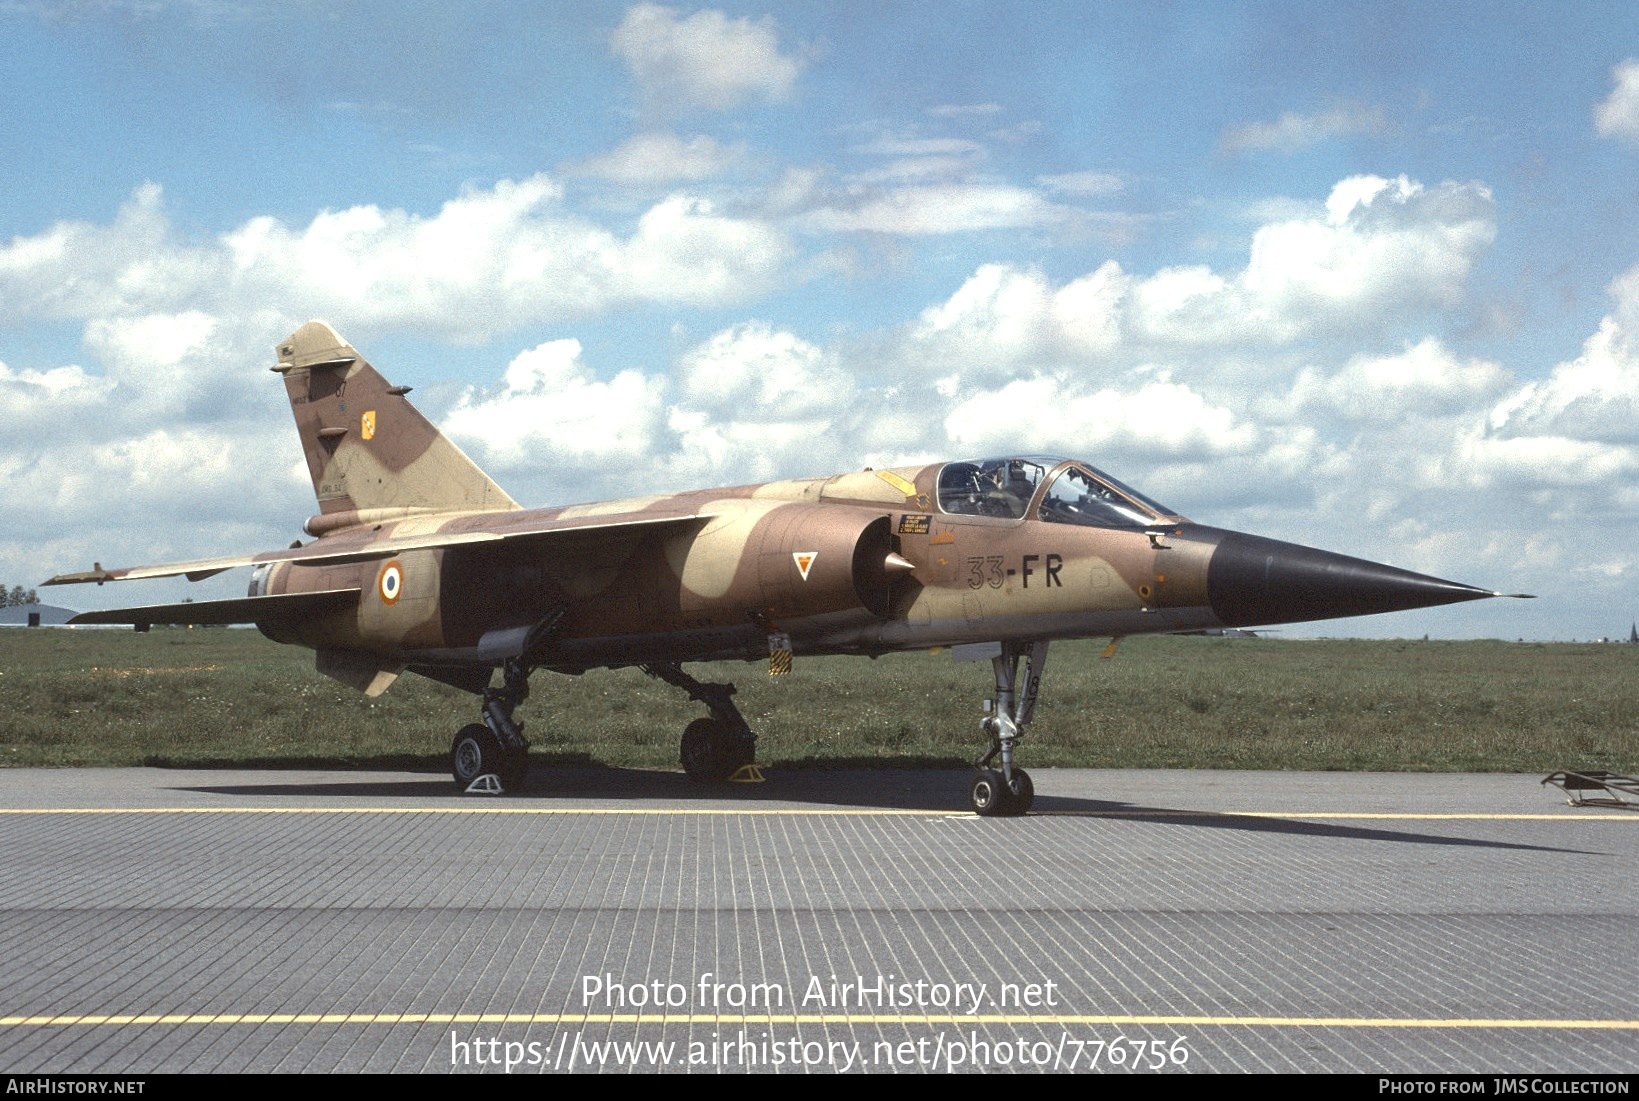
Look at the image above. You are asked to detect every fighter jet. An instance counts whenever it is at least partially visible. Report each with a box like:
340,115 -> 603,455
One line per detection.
45,322 -> 1527,815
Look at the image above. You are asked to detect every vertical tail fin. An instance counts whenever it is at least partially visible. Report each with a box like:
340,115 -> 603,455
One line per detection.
275,322 -> 518,528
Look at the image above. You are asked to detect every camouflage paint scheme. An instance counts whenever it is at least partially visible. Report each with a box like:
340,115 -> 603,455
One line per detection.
49,321 -> 1505,701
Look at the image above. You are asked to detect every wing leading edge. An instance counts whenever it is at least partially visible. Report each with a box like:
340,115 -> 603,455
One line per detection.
43,512 -> 713,588
67,588 -> 362,627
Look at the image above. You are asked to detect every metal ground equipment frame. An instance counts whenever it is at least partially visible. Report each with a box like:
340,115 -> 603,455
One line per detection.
1542,770 -> 1639,809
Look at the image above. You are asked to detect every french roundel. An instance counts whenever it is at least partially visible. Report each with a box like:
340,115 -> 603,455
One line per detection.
377,561 -> 404,605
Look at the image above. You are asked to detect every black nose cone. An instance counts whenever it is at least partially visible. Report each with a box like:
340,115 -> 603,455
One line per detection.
1207,530 -> 1496,628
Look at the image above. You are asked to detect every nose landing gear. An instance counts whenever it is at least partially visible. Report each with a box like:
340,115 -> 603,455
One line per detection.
970,641 -> 1047,817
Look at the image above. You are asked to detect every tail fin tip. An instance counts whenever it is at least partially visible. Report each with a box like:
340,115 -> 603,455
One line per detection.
277,322 -> 520,520
278,320 -> 352,365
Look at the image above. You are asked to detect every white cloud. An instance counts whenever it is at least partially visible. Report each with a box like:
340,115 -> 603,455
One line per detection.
1,404 -> 300,543
784,128 -> 1121,238
837,133 -> 988,186
0,183 -> 217,321
914,264 -> 1057,362
76,310 -> 262,427
1594,59 -> 1639,143
443,338 -> 667,471
84,310 -> 217,370
0,360 -> 109,408
902,175 -> 1495,373
799,183 -> 1075,235
0,171 -> 808,584
1286,338 -> 1510,422
675,322 -> 852,420
659,323 -> 871,486
662,406 -> 855,486
907,262 -> 1126,377
1220,104 -> 1389,154
611,3 -> 804,113
2,178 -> 793,341
1249,174 -> 1493,307
754,165 -> 829,218
944,376 -> 1258,460
1343,339 -> 1507,406
618,193 -> 794,303
1486,271 -> 1639,446
1176,175 -> 1494,342
5,1 -> 254,24
383,170 -> 1513,553
1241,196 -> 1325,224
438,323 -> 878,494
571,132 -> 745,185
0,301 -> 312,566
1456,429 -> 1637,491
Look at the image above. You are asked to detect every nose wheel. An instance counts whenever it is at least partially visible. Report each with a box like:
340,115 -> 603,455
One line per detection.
970,766 -> 1034,817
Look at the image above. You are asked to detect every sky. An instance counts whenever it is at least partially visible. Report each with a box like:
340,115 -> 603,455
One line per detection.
4,0 -> 1639,641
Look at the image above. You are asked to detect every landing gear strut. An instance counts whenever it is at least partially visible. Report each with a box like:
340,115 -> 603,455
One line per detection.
451,613 -> 562,793
642,662 -> 758,782
971,641 -> 1048,817
450,655 -> 531,790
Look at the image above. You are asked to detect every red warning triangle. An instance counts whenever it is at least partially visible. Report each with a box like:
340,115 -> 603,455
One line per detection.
793,551 -> 817,580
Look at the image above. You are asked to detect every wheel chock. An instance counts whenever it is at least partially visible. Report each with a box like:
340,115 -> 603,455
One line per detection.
728,764 -> 766,784
465,774 -> 505,795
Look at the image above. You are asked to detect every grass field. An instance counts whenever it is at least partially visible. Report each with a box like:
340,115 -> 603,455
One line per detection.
1,627 -> 1635,773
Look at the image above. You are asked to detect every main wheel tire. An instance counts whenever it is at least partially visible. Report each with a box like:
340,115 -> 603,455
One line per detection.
1003,767 -> 1034,816
970,769 -> 1012,816
451,723 -> 503,789
680,717 -> 753,783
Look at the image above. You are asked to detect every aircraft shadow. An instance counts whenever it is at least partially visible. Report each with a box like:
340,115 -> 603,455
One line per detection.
1026,796 -> 1596,855
176,763 -> 962,808
173,765 -> 1595,856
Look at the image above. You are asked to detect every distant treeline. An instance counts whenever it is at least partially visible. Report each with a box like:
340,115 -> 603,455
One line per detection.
3,585 -> 41,607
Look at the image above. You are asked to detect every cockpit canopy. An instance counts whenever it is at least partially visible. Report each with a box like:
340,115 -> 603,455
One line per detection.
937,456 -> 1180,529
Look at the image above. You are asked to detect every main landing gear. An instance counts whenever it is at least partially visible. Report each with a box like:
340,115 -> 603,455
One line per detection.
450,653 -> 532,791
970,641 -> 1048,817
642,662 -> 758,783
450,613 -> 563,793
